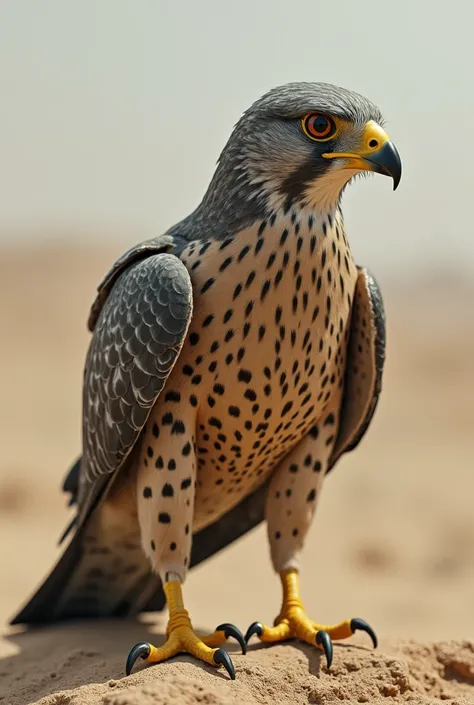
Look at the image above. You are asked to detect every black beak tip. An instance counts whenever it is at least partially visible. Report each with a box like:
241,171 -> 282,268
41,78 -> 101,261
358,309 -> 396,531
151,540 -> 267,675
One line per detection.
387,142 -> 402,191
366,140 -> 402,191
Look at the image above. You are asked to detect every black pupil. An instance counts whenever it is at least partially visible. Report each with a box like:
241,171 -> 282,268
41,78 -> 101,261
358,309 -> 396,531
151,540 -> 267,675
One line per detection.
312,116 -> 328,133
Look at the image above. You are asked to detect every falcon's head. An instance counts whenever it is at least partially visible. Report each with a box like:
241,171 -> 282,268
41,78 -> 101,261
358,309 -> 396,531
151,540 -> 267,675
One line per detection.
216,82 -> 402,215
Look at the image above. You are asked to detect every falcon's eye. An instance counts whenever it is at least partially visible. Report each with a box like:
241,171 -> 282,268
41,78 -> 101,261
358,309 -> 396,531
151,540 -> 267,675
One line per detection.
301,113 -> 336,142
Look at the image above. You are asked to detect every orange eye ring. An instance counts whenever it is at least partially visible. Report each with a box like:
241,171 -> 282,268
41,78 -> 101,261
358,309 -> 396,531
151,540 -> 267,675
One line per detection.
301,113 -> 336,142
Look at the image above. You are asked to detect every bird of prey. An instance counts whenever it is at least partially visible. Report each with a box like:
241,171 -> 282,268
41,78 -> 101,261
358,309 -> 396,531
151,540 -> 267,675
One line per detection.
12,82 -> 401,681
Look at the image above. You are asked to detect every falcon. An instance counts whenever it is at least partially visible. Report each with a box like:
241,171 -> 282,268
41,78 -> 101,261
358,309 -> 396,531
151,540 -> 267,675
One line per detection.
12,82 -> 401,681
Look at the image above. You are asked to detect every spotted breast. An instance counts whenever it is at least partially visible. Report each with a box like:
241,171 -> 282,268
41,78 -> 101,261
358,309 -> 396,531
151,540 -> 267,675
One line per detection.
139,206 -> 357,533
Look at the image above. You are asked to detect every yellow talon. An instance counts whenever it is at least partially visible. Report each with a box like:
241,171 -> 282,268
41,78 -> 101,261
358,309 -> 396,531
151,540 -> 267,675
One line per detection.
245,569 -> 377,669
126,581 -> 239,679
310,619 -> 353,640
259,619 -> 292,643
201,631 -> 227,649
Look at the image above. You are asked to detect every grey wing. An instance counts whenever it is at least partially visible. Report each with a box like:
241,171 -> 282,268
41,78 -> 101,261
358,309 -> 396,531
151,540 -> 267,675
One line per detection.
328,266 -> 386,471
77,252 -> 193,525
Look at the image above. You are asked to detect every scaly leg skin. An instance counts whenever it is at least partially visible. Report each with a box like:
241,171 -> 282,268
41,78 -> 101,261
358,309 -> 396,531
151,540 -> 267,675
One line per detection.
245,569 -> 376,668
126,579 -> 244,678
127,404 -> 244,679
245,418 -> 377,668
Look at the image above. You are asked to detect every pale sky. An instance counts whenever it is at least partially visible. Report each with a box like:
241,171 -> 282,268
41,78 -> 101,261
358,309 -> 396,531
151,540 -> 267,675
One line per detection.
1,0 -> 473,277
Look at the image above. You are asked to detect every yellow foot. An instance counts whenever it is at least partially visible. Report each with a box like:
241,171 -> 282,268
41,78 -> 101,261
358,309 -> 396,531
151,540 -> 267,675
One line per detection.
245,570 -> 377,669
126,582 -> 244,679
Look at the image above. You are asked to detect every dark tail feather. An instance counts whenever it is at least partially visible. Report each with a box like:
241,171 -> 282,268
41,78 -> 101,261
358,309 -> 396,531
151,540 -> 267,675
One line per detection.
11,525 -> 88,624
58,515 -> 78,546
56,457 -> 81,546
10,518 -> 159,625
62,457 -> 81,506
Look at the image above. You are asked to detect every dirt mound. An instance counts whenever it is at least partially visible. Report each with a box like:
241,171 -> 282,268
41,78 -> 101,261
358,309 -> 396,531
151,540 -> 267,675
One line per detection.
2,623 -> 473,705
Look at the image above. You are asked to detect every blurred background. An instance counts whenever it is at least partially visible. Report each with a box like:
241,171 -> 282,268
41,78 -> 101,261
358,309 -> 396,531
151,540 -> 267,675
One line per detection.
1,0 -> 473,657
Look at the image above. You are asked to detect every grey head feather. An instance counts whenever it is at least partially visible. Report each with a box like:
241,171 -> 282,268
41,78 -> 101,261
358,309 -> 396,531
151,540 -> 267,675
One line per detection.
167,82 -> 384,242
242,82 -> 383,125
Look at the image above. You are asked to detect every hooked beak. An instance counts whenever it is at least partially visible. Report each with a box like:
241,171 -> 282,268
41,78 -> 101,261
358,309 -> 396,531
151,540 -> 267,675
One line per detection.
322,120 -> 402,190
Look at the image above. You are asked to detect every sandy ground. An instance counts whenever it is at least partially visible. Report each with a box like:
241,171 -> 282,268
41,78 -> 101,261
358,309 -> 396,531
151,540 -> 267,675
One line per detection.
0,244 -> 473,704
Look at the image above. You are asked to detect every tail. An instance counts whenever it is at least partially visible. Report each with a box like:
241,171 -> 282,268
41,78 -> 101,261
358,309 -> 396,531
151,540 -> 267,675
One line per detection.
10,525 -> 160,624
11,457 -> 161,624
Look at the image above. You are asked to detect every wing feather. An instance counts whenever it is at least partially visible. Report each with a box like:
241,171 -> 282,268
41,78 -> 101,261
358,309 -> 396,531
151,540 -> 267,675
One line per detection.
77,252 -> 193,522
328,266 -> 386,471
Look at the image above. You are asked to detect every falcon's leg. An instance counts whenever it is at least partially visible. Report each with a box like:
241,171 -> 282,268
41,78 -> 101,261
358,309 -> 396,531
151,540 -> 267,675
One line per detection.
245,419 -> 377,668
126,405 -> 244,679
126,579 -> 243,679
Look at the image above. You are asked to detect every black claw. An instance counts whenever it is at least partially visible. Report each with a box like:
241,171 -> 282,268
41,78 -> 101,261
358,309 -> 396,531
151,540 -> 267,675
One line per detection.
244,622 -> 263,645
125,642 -> 151,676
316,630 -> 333,669
216,623 -> 247,655
350,618 -> 378,649
213,648 -> 236,680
